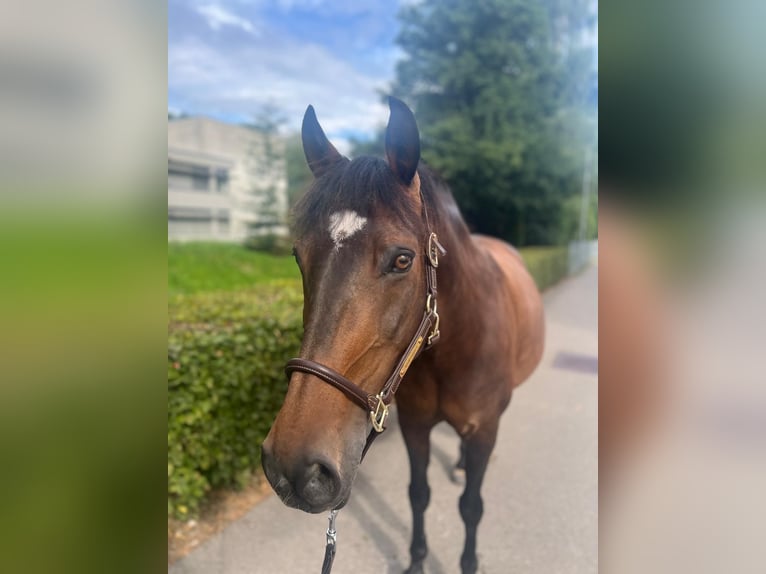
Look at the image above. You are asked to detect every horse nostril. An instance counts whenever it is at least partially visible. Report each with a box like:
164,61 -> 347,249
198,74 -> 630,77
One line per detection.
299,460 -> 340,508
261,444 -> 283,492
262,442 -> 294,501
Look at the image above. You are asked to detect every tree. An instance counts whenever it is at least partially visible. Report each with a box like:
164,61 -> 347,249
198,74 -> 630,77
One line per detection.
349,131 -> 386,158
385,0 -> 596,246
243,104 -> 287,239
284,135 -> 313,209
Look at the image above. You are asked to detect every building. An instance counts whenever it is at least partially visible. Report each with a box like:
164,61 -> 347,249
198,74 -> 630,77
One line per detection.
168,117 -> 288,241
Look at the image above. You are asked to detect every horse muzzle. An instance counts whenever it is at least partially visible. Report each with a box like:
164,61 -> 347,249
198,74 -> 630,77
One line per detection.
261,437 -> 351,514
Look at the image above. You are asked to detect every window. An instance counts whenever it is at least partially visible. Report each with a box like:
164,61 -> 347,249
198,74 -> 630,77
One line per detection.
215,169 -> 229,192
168,160 -> 213,192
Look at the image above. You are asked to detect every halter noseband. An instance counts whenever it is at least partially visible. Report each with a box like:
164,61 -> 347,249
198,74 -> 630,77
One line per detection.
285,231 -> 446,456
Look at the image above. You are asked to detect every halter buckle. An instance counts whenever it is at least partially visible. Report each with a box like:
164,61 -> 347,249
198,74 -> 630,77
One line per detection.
427,233 -> 445,268
370,394 -> 389,433
425,294 -> 441,345
427,308 -> 441,346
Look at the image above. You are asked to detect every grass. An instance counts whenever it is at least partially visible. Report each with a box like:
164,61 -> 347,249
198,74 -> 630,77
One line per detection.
518,246 -> 570,291
168,242 -> 300,296
518,245 -> 568,265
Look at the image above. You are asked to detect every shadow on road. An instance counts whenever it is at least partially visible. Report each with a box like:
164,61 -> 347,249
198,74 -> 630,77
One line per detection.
349,461 -> 450,574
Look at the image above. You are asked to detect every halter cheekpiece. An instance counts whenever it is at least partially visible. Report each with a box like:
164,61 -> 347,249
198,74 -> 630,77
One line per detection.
284,227 -> 445,456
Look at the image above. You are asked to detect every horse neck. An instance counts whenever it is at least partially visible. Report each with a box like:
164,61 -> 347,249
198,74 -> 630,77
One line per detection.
429,190 -> 489,306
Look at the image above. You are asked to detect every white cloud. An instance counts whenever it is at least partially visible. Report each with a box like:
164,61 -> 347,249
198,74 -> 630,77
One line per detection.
169,38 -> 232,86
195,3 -> 258,35
168,35 -> 390,141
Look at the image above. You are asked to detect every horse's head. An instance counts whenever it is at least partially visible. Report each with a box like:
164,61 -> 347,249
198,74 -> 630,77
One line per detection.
262,98 -> 432,513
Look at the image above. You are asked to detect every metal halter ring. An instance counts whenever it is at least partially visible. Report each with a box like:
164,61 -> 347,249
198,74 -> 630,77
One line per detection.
428,309 -> 440,345
326,509 -> 338,546
370,394 -> 389,432
427,233 -> 440,267
425,294 -> 440,344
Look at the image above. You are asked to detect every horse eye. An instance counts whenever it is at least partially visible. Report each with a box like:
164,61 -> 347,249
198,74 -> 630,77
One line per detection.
393,254 -> 413,272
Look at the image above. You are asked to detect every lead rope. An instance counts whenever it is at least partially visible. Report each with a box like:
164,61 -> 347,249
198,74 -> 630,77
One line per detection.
321,510 -> 338,574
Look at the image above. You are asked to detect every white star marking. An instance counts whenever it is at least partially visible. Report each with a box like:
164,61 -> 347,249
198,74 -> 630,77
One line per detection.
328,210 -> 367,249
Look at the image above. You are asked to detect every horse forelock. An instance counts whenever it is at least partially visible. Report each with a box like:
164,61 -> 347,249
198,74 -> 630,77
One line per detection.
291,156 -> 439,243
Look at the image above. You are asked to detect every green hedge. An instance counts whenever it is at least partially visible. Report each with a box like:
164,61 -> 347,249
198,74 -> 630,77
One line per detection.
167,282 -> 303,518
167,247 -> 570,519
521,246 -> 570,291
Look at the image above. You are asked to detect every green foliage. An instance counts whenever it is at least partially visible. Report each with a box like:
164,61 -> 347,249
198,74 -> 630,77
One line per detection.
521,246 -> 570,291
558,188 -> 598,244
382,0 -> 597,246
168,242 -> 300,296
167,286 -> 304,518
349,130 -> 386,158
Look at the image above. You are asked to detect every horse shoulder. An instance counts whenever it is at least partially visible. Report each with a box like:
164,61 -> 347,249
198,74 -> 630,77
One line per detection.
470,234 -> 545,387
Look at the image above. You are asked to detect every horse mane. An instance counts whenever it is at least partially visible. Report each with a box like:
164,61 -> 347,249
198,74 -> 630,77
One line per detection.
292,156 -> 460,240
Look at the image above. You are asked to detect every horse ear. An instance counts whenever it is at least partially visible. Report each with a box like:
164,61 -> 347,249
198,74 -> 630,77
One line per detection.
385,96 -> 420,186
302,105 -> 343,178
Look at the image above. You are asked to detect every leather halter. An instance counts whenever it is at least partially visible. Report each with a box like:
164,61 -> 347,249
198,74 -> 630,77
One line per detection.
285,231 -> 446,458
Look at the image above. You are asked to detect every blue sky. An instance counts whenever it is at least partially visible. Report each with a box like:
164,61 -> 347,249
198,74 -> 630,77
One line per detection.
169,0 -> 410,152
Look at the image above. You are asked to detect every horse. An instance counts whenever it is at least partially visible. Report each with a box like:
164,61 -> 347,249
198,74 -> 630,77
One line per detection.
261,97 -> 545,574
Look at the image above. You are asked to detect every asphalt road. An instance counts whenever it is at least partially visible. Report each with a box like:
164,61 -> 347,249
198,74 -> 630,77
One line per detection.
171,265 -> 598,574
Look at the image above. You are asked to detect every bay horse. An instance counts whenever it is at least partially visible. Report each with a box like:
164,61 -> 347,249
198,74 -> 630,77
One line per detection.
262,97 -> 545,574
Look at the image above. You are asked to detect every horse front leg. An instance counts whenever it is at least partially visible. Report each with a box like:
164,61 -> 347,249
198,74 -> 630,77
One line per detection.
449,439 -> 467,484
399,418 -> 433,574
458,426 -> 498,574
